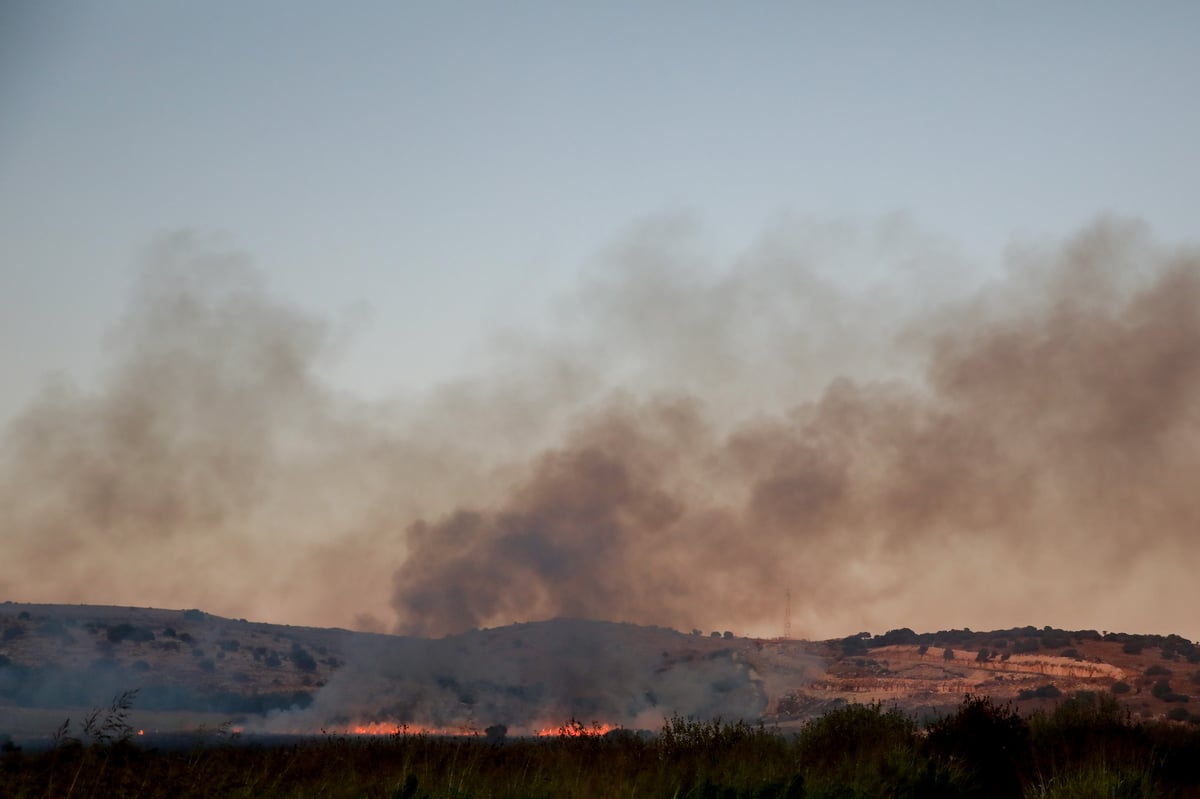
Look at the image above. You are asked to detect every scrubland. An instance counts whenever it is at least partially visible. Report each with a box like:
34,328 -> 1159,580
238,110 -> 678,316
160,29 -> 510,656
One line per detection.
4,692 -> 1200,798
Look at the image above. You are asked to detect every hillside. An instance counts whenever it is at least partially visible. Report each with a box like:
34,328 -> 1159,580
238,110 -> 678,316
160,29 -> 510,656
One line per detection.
2,603 -> 1198,743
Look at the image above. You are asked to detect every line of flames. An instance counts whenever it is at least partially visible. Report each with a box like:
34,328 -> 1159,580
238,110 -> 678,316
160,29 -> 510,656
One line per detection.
332,720 -> 619,737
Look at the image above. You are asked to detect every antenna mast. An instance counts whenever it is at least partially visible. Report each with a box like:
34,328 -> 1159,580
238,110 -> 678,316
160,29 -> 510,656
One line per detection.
783,589 -> 792,640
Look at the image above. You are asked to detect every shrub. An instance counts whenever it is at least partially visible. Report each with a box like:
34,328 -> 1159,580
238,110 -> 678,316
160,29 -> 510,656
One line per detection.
797,702 -> 915,779
1019,685 -> 1062,700
485,724 -> 508,744
290,643 -> 317,673
3,625 -> 25,641
1167,707 -> 1190,722
942,647 -> 955,661
925,695 -> 1030,795
1111,681 -> 1132,694
1147,665 -> 1172,677
1123,641 -> 1144,655
106,623 -> 154,644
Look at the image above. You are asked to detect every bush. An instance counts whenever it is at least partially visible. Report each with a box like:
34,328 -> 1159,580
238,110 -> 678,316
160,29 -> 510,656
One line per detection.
290,643 -> 317,673
943,647 -> 955,661
106,624 -> 154,644
3,625 -> 25,641
925,695 -> 1030,795
1111,681 -> 1132,694
1147,665 -> 1172,677
797,702 -> 916,781
1167,707 -> 1190,722
1019,685 -> 1062,700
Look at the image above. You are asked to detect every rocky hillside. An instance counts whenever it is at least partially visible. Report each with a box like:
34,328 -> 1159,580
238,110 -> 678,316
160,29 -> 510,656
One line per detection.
2,603 -> 1198,740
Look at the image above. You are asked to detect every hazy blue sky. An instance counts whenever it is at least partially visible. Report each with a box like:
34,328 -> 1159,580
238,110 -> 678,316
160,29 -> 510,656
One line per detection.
4,2 -> 1198,424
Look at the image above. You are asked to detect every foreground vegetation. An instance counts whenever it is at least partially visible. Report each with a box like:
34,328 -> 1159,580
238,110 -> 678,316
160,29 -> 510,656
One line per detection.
3,693 -> 1200,798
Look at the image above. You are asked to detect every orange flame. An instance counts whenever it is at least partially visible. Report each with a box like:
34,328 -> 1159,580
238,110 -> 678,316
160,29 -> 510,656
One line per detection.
535,720 -> 619,737
340,722 -> 478,736
137,729 -> 144,736
309,719 -> 621,738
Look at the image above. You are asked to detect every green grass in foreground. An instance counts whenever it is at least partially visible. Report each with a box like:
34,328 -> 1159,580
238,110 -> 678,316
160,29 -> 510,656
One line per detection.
3,693 -> 1200,798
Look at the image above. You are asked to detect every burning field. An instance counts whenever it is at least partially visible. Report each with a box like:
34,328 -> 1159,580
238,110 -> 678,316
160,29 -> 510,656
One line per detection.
3,603 -> 1200,750
4,603 -> 1200,798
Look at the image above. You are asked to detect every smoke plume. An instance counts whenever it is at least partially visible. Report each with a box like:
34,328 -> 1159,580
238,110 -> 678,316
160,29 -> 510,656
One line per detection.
3,219 -> 1199,640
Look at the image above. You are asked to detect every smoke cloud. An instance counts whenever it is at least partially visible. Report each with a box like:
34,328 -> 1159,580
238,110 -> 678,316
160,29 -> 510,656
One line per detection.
3,219 -> 1198,640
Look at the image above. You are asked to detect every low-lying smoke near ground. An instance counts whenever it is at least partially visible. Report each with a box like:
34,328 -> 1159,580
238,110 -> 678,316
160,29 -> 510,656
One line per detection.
2,217 -> 1198,640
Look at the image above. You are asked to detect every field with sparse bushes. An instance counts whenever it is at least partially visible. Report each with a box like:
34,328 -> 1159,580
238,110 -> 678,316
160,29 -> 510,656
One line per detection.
4,693 -> 1200,798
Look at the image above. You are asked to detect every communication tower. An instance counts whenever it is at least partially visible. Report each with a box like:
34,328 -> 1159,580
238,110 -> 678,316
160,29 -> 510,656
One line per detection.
783,589 -> 792,640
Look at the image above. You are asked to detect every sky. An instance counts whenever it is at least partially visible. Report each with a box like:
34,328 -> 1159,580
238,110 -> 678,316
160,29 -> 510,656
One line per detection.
2,2 -> 1200,640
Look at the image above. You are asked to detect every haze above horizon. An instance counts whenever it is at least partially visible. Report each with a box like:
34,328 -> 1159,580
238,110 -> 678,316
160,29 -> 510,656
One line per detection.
2,3 -> 1199,641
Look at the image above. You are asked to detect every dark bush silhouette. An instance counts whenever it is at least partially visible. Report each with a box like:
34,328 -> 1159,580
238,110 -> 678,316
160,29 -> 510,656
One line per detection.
925,695 -> 1031,798
290,643 -> 317,673
1019,685 -> 1062,700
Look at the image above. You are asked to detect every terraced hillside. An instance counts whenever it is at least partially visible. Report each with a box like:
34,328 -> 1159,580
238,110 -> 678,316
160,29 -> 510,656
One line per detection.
2,603 -> 1198,744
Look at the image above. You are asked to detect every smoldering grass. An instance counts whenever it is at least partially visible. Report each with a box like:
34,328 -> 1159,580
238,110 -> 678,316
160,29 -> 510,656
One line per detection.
4,694 -> 1200,798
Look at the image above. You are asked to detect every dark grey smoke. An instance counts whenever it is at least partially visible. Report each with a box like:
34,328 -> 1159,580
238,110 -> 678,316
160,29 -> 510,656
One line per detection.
391,218 -> 1200,639
3,219 -> 1198,640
